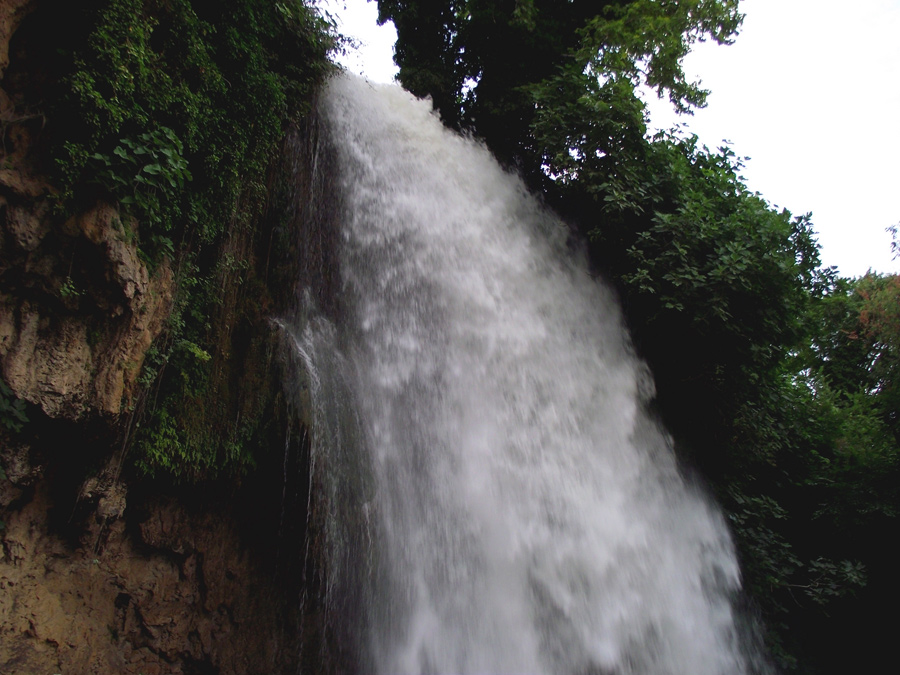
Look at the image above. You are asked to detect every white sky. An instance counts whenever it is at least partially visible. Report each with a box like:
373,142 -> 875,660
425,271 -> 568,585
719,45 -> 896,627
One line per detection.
317,0 -> 900,278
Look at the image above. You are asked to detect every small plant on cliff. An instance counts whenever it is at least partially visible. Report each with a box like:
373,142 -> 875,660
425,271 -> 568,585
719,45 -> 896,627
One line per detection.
59,276 -> 83,299
0,380 -> 28,433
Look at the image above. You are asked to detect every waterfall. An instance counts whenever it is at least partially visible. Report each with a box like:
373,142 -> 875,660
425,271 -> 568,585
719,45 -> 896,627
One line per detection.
294,73 -> 766,675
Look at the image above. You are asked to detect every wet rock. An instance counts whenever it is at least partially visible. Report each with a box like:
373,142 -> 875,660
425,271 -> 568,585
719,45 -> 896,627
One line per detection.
0,0 -> 36,79
5,200 -> 49,251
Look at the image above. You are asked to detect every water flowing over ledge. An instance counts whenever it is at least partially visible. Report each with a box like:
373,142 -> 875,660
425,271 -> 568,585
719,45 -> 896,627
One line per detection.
293,73 -> 768,675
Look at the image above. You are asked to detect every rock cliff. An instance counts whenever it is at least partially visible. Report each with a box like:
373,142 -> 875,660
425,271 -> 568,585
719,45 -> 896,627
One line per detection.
0,1 -> 327,671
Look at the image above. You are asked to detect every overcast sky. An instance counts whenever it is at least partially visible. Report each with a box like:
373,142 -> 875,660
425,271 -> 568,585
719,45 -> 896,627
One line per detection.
317,0 -> 900,279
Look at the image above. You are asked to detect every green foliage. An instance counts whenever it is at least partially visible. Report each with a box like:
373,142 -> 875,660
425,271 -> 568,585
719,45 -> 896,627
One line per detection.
855,274 -> 900,428
58,276 -> 83,299
40,0 -> 335,481
578,0 -> 741,112
618,139 -> 816,360
801,558 -> 866,606
130,252 -> 222,478
53,0 -> 336,253
721,275 -> 900,671
0,379 -> 28,433
801,272 -> 900,442
134,408 -> 200,478
569,132 -> 825,502
88,126 -> 192,248
134,406 -> 258,481
378,0 -> 741,181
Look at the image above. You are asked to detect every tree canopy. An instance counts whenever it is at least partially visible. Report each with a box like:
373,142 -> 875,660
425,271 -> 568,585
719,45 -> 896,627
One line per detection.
379,0 -> 741,184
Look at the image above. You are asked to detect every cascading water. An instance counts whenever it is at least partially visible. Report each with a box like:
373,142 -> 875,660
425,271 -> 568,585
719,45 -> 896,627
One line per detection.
294,73 -> 768,674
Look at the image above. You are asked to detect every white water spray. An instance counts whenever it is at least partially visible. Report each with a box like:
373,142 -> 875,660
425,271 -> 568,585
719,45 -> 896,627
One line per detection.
301,73 -> 760,674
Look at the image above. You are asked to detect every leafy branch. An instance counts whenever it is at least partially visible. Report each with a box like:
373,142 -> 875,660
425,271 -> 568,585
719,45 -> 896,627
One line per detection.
88,126 -> 192,254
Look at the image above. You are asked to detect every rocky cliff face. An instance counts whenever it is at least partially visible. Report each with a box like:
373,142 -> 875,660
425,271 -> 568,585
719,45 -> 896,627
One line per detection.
0,201 -> 175,420
0,0 -> 176,421
0,2 -> 323,672
1,481 -> 303,674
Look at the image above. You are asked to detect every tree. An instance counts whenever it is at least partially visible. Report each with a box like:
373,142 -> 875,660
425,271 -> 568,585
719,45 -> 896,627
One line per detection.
598,136 -> 821,470
725,273 -> 900,672
378,1 -> 742,186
